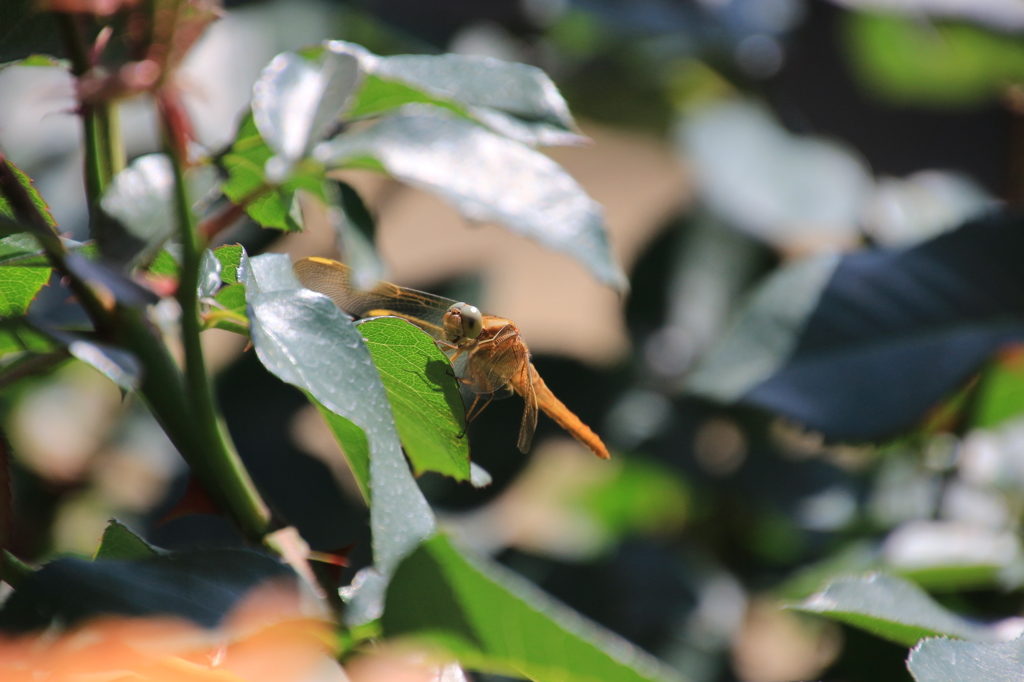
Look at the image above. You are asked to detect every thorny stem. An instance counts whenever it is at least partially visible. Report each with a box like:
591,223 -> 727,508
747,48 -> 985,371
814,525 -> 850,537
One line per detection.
55,15 -> 124,218
159,96 -> 272,543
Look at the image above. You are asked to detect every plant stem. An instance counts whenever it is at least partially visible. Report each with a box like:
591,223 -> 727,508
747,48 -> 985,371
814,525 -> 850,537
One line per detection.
160,106 -> 272,543
55,14 -> 123,215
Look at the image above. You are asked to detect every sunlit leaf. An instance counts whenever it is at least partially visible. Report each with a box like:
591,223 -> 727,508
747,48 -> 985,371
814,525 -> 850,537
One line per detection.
252,51 -> 362,171
356,316 -> 469,481
909,636 -> 1024,682
66,338 -> 141,392
317,108 -> 626,292
0,234 -> 50,318
331,40 -> 586,147
98,154 -> 176,264
793,572 -> 999,646
242,253 -> 435,589
383,534 -> 682,682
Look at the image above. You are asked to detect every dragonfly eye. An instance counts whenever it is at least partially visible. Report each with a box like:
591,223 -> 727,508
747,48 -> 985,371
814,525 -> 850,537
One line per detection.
448,303 -> 482,340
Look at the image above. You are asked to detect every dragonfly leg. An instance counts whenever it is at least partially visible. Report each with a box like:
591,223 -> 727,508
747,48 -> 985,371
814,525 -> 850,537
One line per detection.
464,391 -> 495,425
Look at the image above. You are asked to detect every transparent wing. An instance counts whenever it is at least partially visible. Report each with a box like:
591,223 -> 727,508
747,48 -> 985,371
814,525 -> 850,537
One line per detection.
517,361 -> 539,454
294,257 -> 456,340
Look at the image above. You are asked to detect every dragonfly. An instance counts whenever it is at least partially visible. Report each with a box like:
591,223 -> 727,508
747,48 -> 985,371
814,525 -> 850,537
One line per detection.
293,256 -> 610,459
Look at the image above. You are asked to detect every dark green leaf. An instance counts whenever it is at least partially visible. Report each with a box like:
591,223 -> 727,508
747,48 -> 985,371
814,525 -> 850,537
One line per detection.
220,114 -> 326,232
792,573 -> 998,646
325,182 -> 383,289
94,520 -> 161,561
317,109 -> 626,292
383,534 -> 681,682
0,549 -> 293,632
687,214 -> 1024,440
909,636 -> 1024,682
335,180 -> 375,240
357,316 -> 469,481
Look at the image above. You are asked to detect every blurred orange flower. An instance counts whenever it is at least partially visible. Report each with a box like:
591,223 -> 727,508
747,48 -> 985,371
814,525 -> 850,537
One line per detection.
0,582 -> 347,682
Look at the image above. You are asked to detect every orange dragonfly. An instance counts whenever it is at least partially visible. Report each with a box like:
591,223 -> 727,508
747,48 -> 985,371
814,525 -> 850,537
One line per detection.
293,257 -> 610,459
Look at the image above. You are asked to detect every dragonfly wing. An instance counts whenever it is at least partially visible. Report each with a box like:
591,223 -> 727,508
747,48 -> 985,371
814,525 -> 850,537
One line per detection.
294,257 -> 455,340
517,361 -> 539,454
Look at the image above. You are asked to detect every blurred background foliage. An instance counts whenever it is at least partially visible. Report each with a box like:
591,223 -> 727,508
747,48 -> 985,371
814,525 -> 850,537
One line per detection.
4,0 -> 1024,680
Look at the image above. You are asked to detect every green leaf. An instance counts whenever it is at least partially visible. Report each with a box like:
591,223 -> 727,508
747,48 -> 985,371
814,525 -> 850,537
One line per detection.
213,244 -> 243,284
382,534 -> 681,682
0,54 -> 63,69
0,239 -> 50,317
973,349 -> 1024,428
242,253 -> 434,585
147,249 -> 180,278
317,108 -> 627,292
0,160 -> 57,237
792,573 -> 998,646
357,316 -> 469,481
94,520 -> 161,561
331,41 -> 586,147
0,320 -> 55,359
208,282 -> 249,336
577,457 -> 689,538
0,233 -> 48,265
845,13 -> 1024,108
220,114 -> 326,232
909,636 -> 1024,682
313,400 -> 371,502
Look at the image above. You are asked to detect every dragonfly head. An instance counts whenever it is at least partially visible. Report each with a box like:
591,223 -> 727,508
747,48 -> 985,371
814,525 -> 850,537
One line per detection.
444,302 -> 482,342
